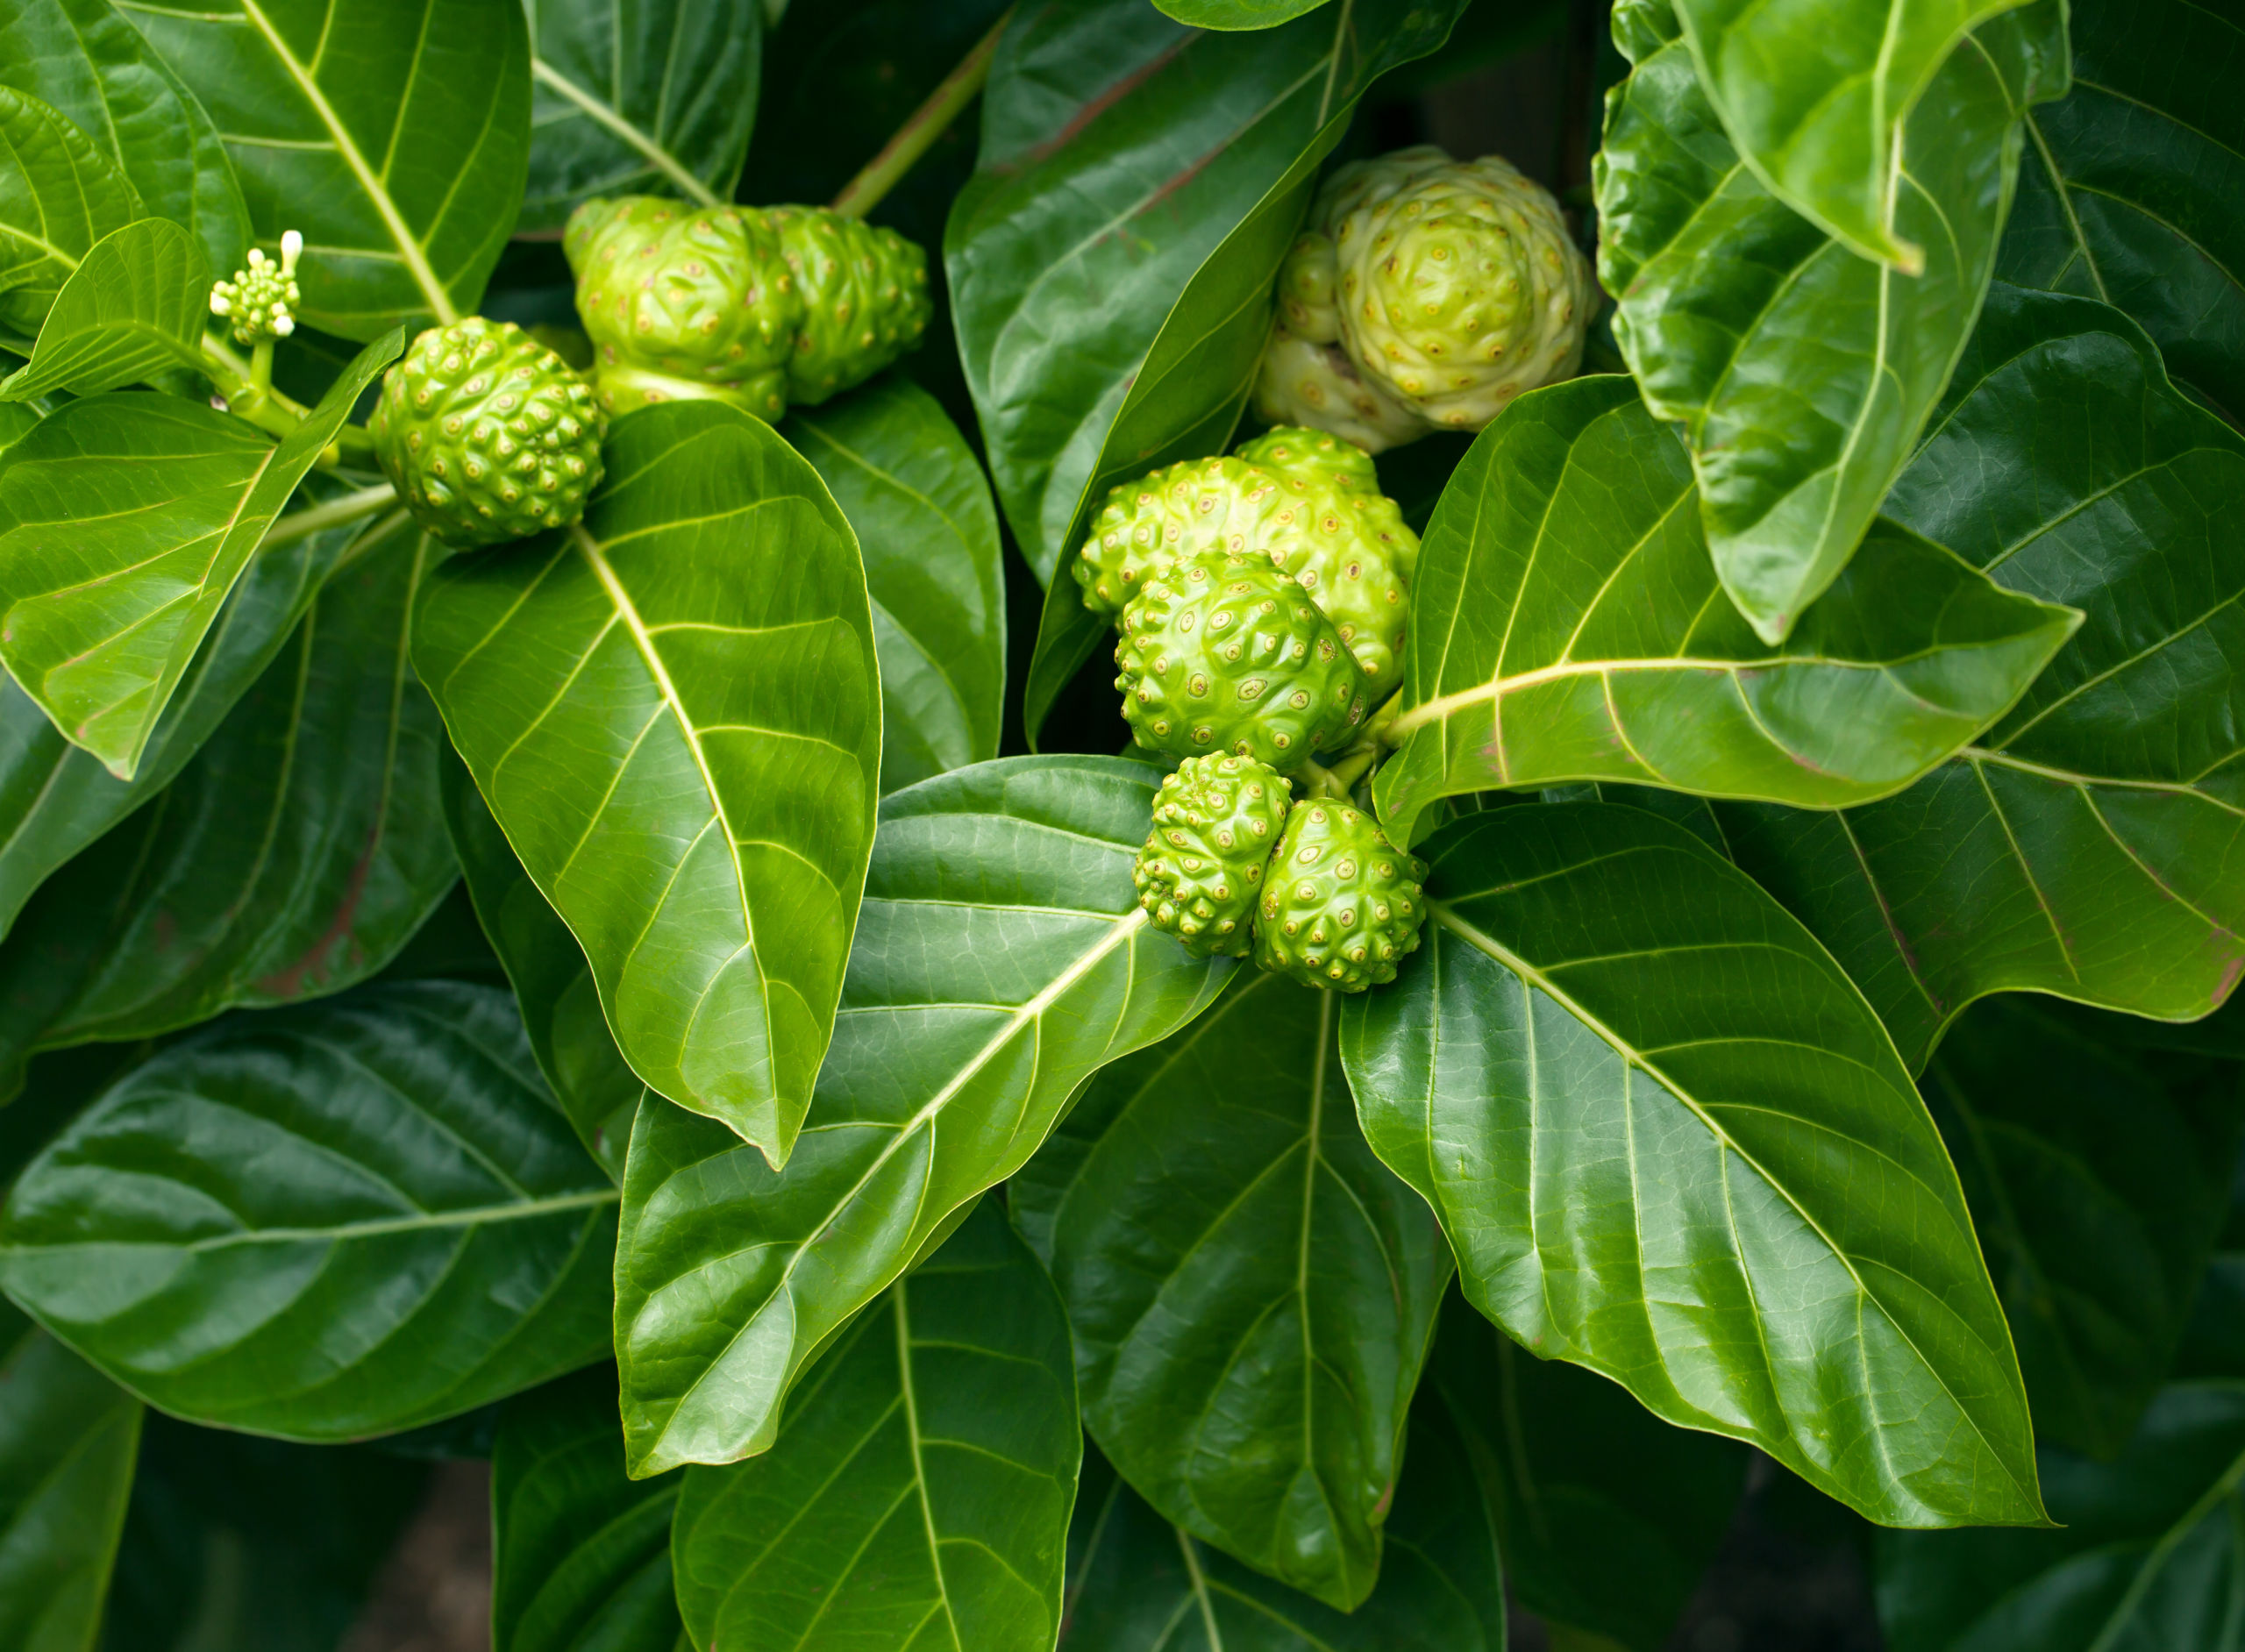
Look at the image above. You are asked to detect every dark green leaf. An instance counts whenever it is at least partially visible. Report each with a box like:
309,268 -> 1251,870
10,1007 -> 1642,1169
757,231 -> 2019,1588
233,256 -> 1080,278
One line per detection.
672,1199 -> 1080,1652
120,0 -> 532,338
0,84 -> 140,336
0,330 -> 400,779
0,217 -> 208,399
0,525 -> 456,1079
0,0 -> 251,288
1429,1290 -> 1747,1652
522,0 -> 759,234
1013,972 -> 1450,1611
1597,0 -> 2066,641
1370,376 -> 2078,848
786,376 -> 1007,792
0,1312 -> 141,1652
1717,287 -> 2245,1069
417,401 -> 880,1170
2000,0 -> 2245,420
1878,1380 -> 2245,1650
614,756 -> 1229,1475
493,1366 -> 681,1652
442,755 -> 642,1181
1922,997 -> 2245,1458
1340,801 -> 2045,1527
0,979 -> 618,1440
947,0 -> 1464,580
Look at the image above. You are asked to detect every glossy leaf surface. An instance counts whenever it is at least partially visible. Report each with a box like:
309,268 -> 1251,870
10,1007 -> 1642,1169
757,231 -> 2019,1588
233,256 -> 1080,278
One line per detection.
417,401 -> 880,1169
1719,288 -> 2245,1068
521,0 -> 759,233
1372,377 -> 2078,848
0,980 -> 618,1440
0,217 -> 206,399
119,0 -> 532,338
1999,0 -> 2245,420
1669,0 -> 2045,270
947,0 -> 1462,580
1598,0 -> 2065,641
1341,802 -> 2044,1527
0,331 -> 399,779
0,0 -> 250,287
672,1199 -> 1079,1652
0,1308 -> 140,1652
1155,1 -> 1332,25
1014,972 -> 1450,1611
787,377 -> 1006,793
0,85 -> 141,337
1921,997 -> 2245,1458
493,1365 -> 681,1652
613,756 -> 1229,1476
0,528 -> 456,1079
1058,1400 -> 1507,1651
1878,1381 -> 2245,1650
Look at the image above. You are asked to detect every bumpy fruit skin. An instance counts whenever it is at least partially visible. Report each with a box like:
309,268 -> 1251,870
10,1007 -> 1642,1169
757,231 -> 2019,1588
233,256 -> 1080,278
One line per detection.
368,319 -> 607,550
768,206 -> 933,405
1253,801 -> 1428,992
1116,552 -> 1370,772
1255,146 -> 1594,451
1135,754 -> 1294,957
1077,427 -> 1419,697
564,196 -> 929,421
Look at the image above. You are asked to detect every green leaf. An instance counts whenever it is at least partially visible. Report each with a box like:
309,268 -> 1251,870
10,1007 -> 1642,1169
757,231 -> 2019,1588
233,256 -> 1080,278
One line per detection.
785,376 -> 1006,793
0,85 -> 141,337
1999,0 -> 2245,421
493,1365 -> 681,1652
613,756 -> 1229,1476
0,487 -> 389,943
1154,0 -> 1333,24
1428,1290 -> 1747,1652
0,217 -> 208,400
1921,997 -> 2245,1459
118,0 -> 533,339
522,0 -> 759,234
0,0 -> 251,289
1878,1381 -> 2245,1650
0,526 -> 457,1079
1597,0 -> 2066,642
1059,1399 -> 1507,1651
0,331 -> 401,780
947,0 -> 1464,581
1012,972 -> 1450,1611
1369,376 -> 2079,849
0,1313 -> 141,1652
1339,801 -> 2045,1527
442,755 -> 642,1182
0,979 -> 618,1440
672,1198 -> 1080,1652
1715,287 -> 2245,1070
415,401 -> 880,1169
1667,0 -> 2056,273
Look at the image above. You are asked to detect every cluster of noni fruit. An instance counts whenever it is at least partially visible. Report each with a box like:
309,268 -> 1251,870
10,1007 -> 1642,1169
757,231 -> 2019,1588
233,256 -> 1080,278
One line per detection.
362,198 -> 930,549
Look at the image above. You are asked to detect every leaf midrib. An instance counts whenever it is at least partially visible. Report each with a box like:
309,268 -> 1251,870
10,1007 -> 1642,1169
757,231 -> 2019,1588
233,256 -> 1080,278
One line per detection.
3,1185 -> 618,1255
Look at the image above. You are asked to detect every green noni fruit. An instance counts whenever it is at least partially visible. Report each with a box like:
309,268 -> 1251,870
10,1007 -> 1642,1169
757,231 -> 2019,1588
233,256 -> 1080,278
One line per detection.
368,317 -> 607,550
767,206 -> 933,405
1253,800 -> 1428,992
1115,551 -> 1369,772
1134,754 -> 1294,957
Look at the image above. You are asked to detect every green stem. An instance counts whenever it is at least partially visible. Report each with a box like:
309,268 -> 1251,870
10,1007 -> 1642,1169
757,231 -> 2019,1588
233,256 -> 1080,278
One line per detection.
829,6 -> 1015,220
262,481 -> 398,550
249,337 -> 275,394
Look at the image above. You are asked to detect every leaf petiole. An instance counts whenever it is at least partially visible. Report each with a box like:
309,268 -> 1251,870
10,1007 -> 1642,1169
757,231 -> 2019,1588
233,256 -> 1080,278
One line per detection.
829,6 -> 1016,220
262,482 -> 400,552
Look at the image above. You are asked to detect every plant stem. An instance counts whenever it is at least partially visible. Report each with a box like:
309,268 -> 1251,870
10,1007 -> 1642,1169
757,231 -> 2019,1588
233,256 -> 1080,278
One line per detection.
829,6 -> 1015,220
262,481 -> 398,550
249,338 -> 275,394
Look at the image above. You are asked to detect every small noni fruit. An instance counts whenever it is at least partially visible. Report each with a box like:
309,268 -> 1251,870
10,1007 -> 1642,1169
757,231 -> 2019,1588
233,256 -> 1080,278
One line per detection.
1134,754 -> 1294,957
1078,428 -> 1419,697
767,206 -> 933,405
1115,551 -> 1370,773
1255,146 -> 1594,451
1253,800 -> 1428,992
369,318 -> 607,549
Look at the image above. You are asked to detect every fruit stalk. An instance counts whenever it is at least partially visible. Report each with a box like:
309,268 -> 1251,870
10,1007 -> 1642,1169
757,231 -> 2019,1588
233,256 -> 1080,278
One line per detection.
829,6 -> 1016,220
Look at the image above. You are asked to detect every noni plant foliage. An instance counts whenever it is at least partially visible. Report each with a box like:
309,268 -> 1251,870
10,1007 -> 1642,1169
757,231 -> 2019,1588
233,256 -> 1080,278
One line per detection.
0,1 -> 2236,1648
